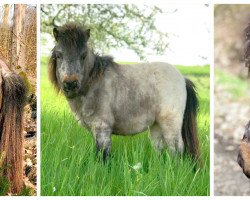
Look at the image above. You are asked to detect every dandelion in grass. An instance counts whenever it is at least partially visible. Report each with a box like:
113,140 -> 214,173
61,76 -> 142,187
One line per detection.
131,162 -> 142,171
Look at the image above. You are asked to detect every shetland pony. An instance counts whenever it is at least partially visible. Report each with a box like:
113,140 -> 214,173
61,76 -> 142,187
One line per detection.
48,23 -> 200,163
238,24 -> 250,178
237,122 -> 250,179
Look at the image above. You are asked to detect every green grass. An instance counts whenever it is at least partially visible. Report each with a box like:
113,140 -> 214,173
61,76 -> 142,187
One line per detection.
41,57 -> 210,196
215,69 -> 249,98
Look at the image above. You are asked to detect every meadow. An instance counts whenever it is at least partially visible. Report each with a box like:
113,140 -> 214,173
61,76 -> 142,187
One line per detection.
41,57 -> 210,196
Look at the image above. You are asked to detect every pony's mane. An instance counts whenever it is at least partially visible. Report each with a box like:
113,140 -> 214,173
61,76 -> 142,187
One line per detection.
90,54 -> 115,78
48,51 -> 59,92
0,64 -> 26,193
244,23 -> 250,76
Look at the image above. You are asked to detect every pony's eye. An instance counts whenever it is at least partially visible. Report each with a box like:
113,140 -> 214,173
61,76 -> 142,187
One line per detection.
56,52 -> 63,59
81,52 -> 87,61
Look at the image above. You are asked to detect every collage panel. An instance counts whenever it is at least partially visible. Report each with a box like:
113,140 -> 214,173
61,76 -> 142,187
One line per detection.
3,1 -> 250,198
0,4 -> 37,196
40,4 -> 210,196
214,4 -> 250,196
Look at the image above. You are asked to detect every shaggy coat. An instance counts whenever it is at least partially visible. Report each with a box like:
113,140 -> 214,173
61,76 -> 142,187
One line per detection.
244,23 -> 250,76
49,23 -> 200,163
238,122 -> 250,178
238,23 -> 250,178
0,59 -> 26,193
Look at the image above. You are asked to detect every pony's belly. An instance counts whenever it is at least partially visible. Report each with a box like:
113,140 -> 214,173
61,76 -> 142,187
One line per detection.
112,115 -> 155,135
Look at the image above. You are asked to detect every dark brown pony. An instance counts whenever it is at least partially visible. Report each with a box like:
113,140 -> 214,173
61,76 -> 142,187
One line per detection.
238,121 -> 250,178
0,59 -> 26,193
238,24 -> 250,178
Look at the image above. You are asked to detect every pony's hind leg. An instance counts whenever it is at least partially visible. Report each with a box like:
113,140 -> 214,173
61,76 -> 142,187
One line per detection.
150,123 -> 165,151
158,114 -> 184,154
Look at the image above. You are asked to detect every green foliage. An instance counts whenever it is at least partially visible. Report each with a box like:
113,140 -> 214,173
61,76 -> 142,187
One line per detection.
41,4 -> 168,60
0,152 -> 9,195
41,57 -> 210,196
0,175 -> 9,195
175,65 -> 209,77
0,153 -> 34,196
18,70 -> 34,98
18,187 -> 35,196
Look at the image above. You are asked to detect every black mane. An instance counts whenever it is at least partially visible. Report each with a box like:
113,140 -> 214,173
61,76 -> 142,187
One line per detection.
89,54 -> 116,78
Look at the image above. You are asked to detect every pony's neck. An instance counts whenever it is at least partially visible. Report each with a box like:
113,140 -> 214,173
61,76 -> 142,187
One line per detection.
81,51 -> 115,96
81,50 -> 96,95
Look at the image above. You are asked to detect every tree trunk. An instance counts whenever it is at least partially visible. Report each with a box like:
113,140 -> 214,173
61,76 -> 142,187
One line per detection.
9,4 -> 26,70
0,4 -> 10,62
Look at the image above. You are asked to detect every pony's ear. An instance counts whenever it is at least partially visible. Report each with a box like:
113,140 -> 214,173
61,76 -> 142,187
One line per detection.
243,121 -> 250,142
53,27 -> 60,41
85,29 -> 90,40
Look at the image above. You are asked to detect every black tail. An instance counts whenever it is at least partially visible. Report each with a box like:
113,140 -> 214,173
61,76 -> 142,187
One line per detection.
182,78 -> 200,162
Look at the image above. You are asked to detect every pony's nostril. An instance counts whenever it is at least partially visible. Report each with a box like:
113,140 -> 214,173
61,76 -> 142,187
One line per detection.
63,80 -> 78,91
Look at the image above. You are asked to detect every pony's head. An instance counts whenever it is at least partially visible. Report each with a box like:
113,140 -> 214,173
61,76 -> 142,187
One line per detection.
237,121 -> 250,178
49,23 -> 91,98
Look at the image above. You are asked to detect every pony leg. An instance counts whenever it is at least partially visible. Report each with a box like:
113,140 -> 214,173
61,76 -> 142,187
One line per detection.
158,115 -> 184,154
150,123 -> 165,151
93,122 -> 112,163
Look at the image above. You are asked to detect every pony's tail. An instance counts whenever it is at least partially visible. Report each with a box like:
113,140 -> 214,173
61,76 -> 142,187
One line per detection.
182,78 -> 201,163
0,72 -> 26,193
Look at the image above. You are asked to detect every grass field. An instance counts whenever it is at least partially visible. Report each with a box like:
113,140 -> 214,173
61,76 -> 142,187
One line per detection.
215,69 -> 249,98
41,57 -> 210,196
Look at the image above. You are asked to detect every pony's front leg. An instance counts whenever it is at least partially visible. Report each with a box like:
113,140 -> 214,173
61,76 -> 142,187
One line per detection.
94,124 -> 112,163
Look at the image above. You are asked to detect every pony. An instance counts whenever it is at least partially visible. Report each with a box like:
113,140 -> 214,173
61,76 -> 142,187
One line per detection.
48,23 -> 200,163
237,121 -> 250,178
237,24 -> 250,178
244,23 -> 250,76
0,59 -> 26,193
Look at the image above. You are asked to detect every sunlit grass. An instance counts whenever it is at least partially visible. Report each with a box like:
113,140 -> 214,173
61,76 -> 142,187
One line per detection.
41,57 -> 210,196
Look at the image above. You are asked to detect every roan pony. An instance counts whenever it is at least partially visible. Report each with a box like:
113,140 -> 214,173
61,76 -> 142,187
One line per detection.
0,59 -> 26,193
49,23 -> 200,163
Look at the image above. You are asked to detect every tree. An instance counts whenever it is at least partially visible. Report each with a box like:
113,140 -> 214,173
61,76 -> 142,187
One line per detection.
0,5 -> 36,93
10,4 -> 26,70
41,4 -> 169,60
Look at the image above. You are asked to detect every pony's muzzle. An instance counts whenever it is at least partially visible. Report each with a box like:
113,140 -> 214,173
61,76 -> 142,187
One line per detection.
62,75 -> 79,92
63,80 -> 79,92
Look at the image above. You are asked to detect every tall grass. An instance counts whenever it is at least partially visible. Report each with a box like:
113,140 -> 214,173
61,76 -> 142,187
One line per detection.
41,57 -> 210,196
